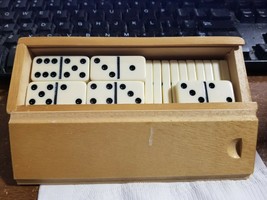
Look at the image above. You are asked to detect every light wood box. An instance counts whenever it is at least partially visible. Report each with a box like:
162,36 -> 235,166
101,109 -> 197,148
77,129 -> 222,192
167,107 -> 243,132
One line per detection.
7,37 -> 258,185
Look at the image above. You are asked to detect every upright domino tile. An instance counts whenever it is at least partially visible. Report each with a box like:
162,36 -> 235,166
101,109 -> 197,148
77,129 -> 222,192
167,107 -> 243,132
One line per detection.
195,60 -> 206,80
145,60 -> 154,103
161,60 -> 172,103
87,81 -> 144,104
153,60 -> 162,104
178,60 -> 188,81
212,60 -> 221,80
186,60 -> 197,81
203,60 -> 214,81
170,60 -> 180,102
90,56 -> 146,81
31,56 -> 90,82
219,60 -> 231,80
26,81 -> 87,105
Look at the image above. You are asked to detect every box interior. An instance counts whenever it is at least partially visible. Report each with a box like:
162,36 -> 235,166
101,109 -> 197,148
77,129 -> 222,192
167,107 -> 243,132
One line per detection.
8,37 -> 251,113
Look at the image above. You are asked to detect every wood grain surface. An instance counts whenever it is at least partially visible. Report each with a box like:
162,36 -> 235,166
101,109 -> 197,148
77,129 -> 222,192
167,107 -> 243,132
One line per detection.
1,76 -> 267,200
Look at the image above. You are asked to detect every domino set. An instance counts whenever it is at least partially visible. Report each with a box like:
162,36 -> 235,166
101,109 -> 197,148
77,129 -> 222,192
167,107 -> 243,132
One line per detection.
26,55 -> 235,106
7,37 -> 258,184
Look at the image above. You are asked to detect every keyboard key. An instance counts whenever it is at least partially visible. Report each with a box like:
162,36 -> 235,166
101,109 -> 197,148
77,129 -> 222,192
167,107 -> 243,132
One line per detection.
0,0 -> 11,11
18,11 -> 34,23
88,10 -> 104,21
124,9 -> 139,21
54,22 -> 72,34
54,10 -> 69,22
127,20 -> 144,32
79,1 -> 96,10
3,34 -> 19,47
91,21 -> 109,34
30,0 -> 44,11
200,20 -> 235,31
0,11 -> 18,23
210,8 -> 231,20
176,8 -> 191,20
158,8 -> 174,21
63,0 -> 79,10
12,0 -> 28,10
254,44 -> 267,60
256,9 -> 267,23
114,1 -> 129,10
236,9 -> 255,23
36,22 -> 54,33
1,23 -> 18,33
71,10 -> 86,22
147,1 -> 162,10
72,21 -> 90,34
46,0 -> 61,10
105,9 -> 122,22
35,10 -> 52,22
193,8 -> 208,19
141,8 -> 156,21
109,20 -> 126,33
18,22 -> 35,34
182,1 -> 196,8
97,1 -> 113,10
130,1 -> 145,10
145,19 -> 162,32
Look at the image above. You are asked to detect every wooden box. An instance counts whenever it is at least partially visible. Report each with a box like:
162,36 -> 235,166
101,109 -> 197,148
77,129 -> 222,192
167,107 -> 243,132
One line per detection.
7,37 -> 258,184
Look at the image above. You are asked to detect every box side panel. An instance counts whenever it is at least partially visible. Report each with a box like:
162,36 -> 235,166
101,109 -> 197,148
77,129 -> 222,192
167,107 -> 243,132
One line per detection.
9,118 -> 258,183
7,44 -> 32,113
227,47 -> 251,102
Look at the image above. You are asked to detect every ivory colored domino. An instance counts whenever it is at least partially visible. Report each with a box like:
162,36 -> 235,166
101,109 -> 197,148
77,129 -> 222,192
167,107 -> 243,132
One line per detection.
219,60 -> 231,80
153,60 -> 162,104
145,60 -> 154,103
195,60 -> 206,80
186,60 -> 197,81
170,60 -> 180,102
203,60 -> 214,81
212,60 -> 221,80
161,60 -> 172,103
178,60 -> 188,81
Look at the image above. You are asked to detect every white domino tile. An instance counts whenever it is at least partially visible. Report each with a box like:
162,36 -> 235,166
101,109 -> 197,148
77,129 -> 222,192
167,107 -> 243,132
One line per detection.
174,81 -> 207,103
178,60 -> 188,81
205,80 -> 235,103
186,60 -> 197,81
31,56 -> 60,81
161,60 -> 172,103
60,56 -> 90,81
212,60 -> 221,80
203,60 -> 214,81
87,81 -> 115,104
145,60 -> 154,103
219,60 -> 231,80
170,60 -> 180,102
31,56 -> 90,82
195,60 -> 206,80
87,81 -> 144,104
26,81 -> 86,105
117,81 -> 144,104
26,81 -> 56,105
152,60 -> 162,104
57,81 -> 87,104
90,56 -> 146,81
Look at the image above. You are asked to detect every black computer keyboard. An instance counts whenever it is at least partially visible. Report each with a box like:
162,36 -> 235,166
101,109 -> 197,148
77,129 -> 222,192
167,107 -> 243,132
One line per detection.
1,0 -> 267,77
